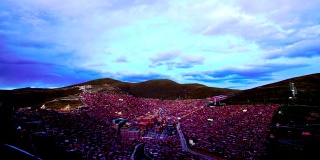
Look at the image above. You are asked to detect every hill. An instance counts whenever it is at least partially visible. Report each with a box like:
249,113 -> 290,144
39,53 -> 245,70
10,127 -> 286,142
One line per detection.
224,73 -> 320,105
112,79 -> 237,100
0,87 -> 81,109
0,78 -> 239,109
1,73 -> 319,110
74,78 -> 239,100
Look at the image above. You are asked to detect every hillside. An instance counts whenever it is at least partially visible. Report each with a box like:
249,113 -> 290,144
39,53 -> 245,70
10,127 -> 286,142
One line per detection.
225,73 -> 320,105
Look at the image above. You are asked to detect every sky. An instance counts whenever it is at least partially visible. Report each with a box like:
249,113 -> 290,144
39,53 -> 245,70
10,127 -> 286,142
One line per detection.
0,0 -> 320,90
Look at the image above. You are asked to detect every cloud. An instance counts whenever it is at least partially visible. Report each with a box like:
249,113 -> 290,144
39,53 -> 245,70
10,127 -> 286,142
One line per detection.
149,50 -> 180,69
181,55 -> 204,64
149,51 -> 204,70
167,62 -> 194,70
166,55 -> 204,70
11,41 -> 59,49
0,48 -> 101,88
149,50 -> 181,63
182,63 -> 309,86
199,0 -> 320,50
0,57 -> 55,66
264,38 -> 320,59
115,55 -> 128,63
116,71 -> 168,82
200,7 -> 293,49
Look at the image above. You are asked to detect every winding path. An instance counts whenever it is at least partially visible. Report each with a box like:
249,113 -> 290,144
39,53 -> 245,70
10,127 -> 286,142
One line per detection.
177,123 -> 225,160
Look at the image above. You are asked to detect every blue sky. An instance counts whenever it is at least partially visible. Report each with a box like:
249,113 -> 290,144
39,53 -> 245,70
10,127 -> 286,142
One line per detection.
0,0 -> 319,90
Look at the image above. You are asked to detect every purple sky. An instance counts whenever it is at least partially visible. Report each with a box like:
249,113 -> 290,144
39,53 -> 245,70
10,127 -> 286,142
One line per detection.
1,0 -> 320,90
